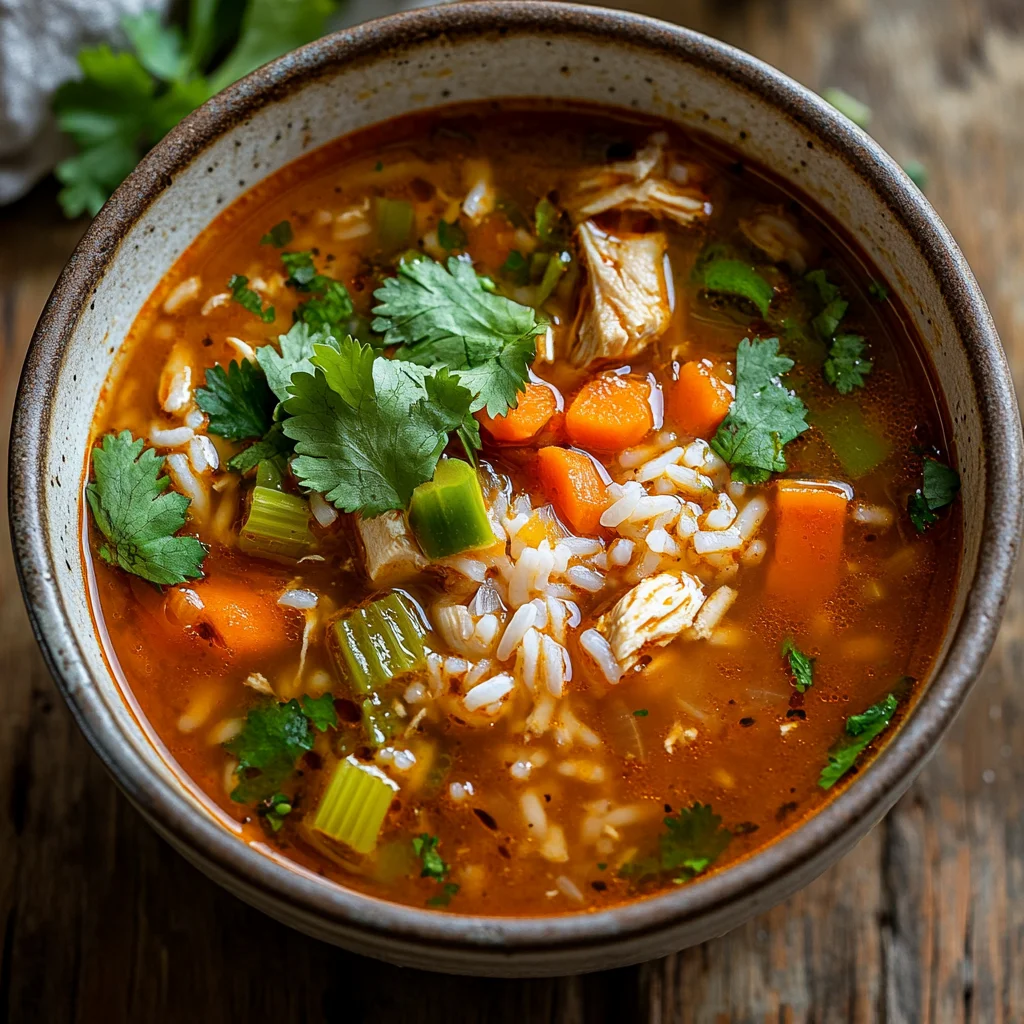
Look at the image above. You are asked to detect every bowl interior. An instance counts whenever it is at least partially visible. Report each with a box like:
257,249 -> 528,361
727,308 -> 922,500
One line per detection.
13,2 -> 1019,974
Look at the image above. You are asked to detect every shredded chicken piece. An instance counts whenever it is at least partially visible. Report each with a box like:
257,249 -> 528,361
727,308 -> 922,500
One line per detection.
572,221 -> 671,366
596,572 -> 705,673
738,206 -> 813,274
243,672 -> 275,697
357,511 -> 428,585
568,133 -> 708,227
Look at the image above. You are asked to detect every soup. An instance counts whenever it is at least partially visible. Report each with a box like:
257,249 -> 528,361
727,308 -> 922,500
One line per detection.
85,104 -> 960,915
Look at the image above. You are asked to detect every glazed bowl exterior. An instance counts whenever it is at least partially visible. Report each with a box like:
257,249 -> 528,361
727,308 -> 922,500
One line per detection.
9,1 -> 1022,976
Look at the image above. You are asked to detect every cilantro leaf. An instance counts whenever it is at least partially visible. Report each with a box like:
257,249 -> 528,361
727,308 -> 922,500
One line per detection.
258,792 -> 294,832
283,339 -> 473,516
621,803 -> 732,884
53,2 -> 335,218
908,457 -> 960,532
281,250 -> 355,335
226,423 -> 292,474
869,280 -> 889,302
300,693 -> 338,732
781,638 -> 815,692
412,833 -> 450,881
427,882 -> 460,908
710,338 -> 809,483
454,333 -> 536,418
824,334 -> 873,394
819,693 -> 898,789
371,256 -> 545,370
195,359 -> 275,440
229,274 -> 275,322
85,431 -> 207,585
261,220 -> 294,247
225,699 -> 314,803
255,322 -> 339,405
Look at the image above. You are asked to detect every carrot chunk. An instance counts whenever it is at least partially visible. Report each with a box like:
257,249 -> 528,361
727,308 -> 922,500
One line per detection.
564,375 -> 654,452
192,576 -> 293,659
466,213 -> 517,269
667,359 -> 733,439
479,382 -> 558,443
767,481 -> 849,607
535,447 -> 607,535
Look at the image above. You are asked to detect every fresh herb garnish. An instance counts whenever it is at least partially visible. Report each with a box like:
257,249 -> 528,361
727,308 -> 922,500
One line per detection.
633,709 -> 649,718
299,693 -> 339,732
710,337 -> 809,483
224,699 -> 315,803
226,422 -> 292,474
255,322 -> 338,405
229,274 -> 275,323
412,833 -> 449,881
819,693 -> 899,789
261,221 -> 294,247
781,639 -> 814,693
259,792 -> 294,832
53,1 -> 336,218
907,457 -> 960,532
868,280 -> 889,302
371,256 -> 541,418
284,338 -> 474,516
805,270 -> 873,393
195,359 -> 275,440
280,250 -> 355,335
534,196 -> 566,246
823,334 -> 873,395
413,834 -> 459,906
621,803 -> 732,885
437,219 -> 467,252
85,431 -> 207,585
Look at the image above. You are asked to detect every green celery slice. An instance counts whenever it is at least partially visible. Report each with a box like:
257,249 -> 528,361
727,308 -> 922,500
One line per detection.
313,757 -> 397,854
373,198 -> 415,252
362,693 -> 402,748
812,400 -> 892,479
255,457 -> 285,490
535,251 -> 571,305
701,258 -> 774,318
331,591 -> 428,694
408,458 -> 493,560
238,485 -> 315,562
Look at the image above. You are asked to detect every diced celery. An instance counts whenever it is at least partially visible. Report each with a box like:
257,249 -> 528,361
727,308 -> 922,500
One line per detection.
408,458 -> 493,560
701,258 -> 774,318
535,251 -> 571,305
534,196 -> 563,245
238,485 -> 315,562
362,693 -> 401,747
373,198 -> 415,252
312,757 -> 397,854
812,400 -> 892,478
255,457 -> 285,490
331,591 -> 428,694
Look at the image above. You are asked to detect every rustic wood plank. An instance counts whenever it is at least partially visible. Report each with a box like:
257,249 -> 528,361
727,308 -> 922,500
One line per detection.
1,0 -> 1022,1018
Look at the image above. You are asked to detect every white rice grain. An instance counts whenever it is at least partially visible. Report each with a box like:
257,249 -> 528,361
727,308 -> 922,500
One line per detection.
735,496 -> 769,541
600,482 -> 645,528
278,589 -> 318,610
741,538 -> 767,566
693,528 -> 742,554
163,276 -> 201,314
188,434 -> 219,474
496,603 -> 537,661
541,826 -> 569,863
636,446 -> 685,482
201,292 -> 230,315
692,586 -> 738,639
556,875 -> 585,902
520,790 -> 549,837
309,491 -> 339,527
540,635 -> 567,698
664,463 -> 714,496
150,424 -> 193,448
464,672 -> 514,712
518,627 -> 540,691
609,538 -> 634,566
166,453 -> 210,522
558,536 -> 604,556
225,336 -> 257,363
579,628 -> 622,684
851,503 -> 895,529
566,565 -> 605,592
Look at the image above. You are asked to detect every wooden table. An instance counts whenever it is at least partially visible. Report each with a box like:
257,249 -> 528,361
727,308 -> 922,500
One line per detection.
1,0 -> 1021,1019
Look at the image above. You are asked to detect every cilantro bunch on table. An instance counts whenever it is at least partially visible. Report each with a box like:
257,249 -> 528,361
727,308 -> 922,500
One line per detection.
53,0 -> 338,217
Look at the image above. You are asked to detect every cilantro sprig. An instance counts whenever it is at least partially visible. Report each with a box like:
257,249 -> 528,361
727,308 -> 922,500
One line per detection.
710,337 -> 809,483
229,274 -> 275,323
412,833 -> 460,907
621,803 -> 732,885
85,431 -> 207,585
781,639 -> 815,693
805,270 -> 873,394
819,694 -> 899,789
195,359 -> 276,440
53,0 -> 337,218
907,457 -> 960,532
225,694 -> 337,804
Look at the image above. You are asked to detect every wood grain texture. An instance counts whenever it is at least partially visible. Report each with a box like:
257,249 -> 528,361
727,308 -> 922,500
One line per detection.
1,0 -> 1022,1019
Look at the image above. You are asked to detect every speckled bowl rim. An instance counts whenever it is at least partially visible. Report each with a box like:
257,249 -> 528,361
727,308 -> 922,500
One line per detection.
10,1 -> 1023,960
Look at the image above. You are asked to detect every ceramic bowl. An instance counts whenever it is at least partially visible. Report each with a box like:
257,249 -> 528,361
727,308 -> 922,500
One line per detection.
10,1 -> 1022,977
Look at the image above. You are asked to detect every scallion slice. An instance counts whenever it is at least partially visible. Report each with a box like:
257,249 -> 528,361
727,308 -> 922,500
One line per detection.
313,757 -> 397,854
238,485 -> 315,562
407,458 -> 493,560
